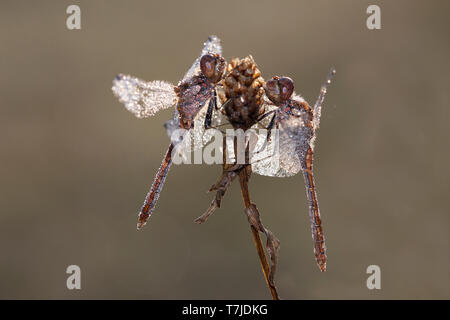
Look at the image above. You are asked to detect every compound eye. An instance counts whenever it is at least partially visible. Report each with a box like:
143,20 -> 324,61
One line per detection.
265,78 -> 280,99
278,77 -> 294,101
200,54 -> 217,78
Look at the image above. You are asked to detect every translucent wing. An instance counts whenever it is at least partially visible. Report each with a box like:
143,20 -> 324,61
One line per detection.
249,98 -> 286,177
252,95 -> 313,177
112,74 -> 177,119
164,110 -> 182,144
166,96 -> 224,155
253,96 -> 279,128
181,35 -> 222,84
192,96 -> 223,150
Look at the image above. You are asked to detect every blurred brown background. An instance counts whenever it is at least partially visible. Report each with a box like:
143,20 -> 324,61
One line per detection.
0,0 -> 449,299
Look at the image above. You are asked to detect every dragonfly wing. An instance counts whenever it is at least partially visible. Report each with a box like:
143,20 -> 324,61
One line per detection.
181,35 -> 222,84
164,94 -> 224,160
164,110 -> 182,145
112,74 -> 177,119
250,99 -> 285,176
251,124 -> 303,177
277,115 -> 311,176
191,95 -> 224,150
252,98 -> 313,177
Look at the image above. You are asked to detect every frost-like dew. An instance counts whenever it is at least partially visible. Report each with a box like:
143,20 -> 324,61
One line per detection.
251,91 -> 318,177
191,105 -> 223,151
112,75 -> 177,118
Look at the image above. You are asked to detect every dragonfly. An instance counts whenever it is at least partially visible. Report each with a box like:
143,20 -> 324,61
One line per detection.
112,35 -> 226,229
250,69 -> 336,272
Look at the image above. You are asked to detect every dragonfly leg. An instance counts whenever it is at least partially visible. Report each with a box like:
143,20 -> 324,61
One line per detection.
204,90 -> 216,129
256,109 -> 276,122
213,89 -> 220,110
254,113 -> 277,154
266,113 -> 276,141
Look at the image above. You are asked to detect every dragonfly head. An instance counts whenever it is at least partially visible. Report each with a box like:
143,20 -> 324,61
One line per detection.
200,54 -> 225,83
265,76 -> 294,105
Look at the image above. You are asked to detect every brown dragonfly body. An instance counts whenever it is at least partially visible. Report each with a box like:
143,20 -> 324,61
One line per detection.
112,36 -> 225,229
260,72 -> 336,272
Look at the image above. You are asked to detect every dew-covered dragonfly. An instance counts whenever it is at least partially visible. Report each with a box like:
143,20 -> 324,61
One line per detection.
252,69 -> 336,272
112,35 -> 225,229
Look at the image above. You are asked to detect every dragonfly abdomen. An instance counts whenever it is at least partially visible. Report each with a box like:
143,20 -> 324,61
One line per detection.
137,143 -> 174,229
302,147 -> 327,272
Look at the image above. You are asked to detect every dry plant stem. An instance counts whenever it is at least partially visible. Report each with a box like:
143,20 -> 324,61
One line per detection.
238,167 -> 280,300
194,137 -> 240,224
250,225 -> 279,300
196,137 -> 280,299
194,168 -> 238,224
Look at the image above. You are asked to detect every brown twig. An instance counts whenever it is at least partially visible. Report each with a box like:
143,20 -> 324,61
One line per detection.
197,137 -> 280,299
249,225 -> 279,300
238,165 -> 280,300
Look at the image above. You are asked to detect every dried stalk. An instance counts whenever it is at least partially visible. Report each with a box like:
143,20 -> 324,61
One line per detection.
196,138 -> 280,300
238,165 -> 280,300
